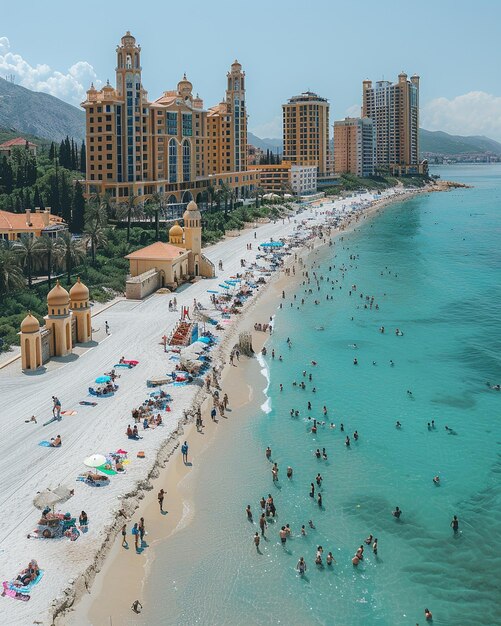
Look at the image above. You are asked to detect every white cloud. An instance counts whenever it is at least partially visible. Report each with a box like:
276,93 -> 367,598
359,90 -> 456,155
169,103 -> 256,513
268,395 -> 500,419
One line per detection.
0,36 -> 100,106
250,115 -> 282,139
421,91 -> 501,141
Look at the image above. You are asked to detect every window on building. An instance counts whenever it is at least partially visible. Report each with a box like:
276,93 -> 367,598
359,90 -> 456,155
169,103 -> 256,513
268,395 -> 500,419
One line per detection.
169,138 -> 177,183
167,112 -> 177,135
182,113 -> 192,136
182,139 -> 191,182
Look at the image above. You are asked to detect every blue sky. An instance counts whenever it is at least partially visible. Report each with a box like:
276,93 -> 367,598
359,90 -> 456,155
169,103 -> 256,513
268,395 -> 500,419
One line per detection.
2,0 -> 501,140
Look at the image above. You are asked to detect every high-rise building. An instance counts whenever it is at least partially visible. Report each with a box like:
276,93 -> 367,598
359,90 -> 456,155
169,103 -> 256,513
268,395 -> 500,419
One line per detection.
362,73 -> 420,174
282,92 -> 330,175
81,32 -> 257,205
333,117 -> 375,177
206,61 -> 247,176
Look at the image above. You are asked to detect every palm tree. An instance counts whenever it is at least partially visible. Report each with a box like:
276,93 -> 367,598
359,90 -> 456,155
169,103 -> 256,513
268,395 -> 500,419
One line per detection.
84,214 -> 108,265
13,234 -> 43,288
207,182 -> 216,212
38,235 -> 63,289
148,191 -> 164,241
58,231 -> 87,284
218,181 -> 231,219
0,245 -> 25,295
252,186 -> 265,209
124,192 -> 138,242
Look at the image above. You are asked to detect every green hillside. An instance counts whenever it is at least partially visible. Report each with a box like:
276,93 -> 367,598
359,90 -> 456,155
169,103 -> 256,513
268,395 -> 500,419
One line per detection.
420,129 -> 501,155
0,77 -> 85,142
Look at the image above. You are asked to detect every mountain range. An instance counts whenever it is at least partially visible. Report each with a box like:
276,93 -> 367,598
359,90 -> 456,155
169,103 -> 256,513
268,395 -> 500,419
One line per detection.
419,129 -> 501,155
1,78 -> 500,158
0,77 -> 85,142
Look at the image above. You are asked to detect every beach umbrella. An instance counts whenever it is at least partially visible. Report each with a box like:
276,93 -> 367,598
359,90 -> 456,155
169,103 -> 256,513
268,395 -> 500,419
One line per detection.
95,375 -> 111,384
219,284 -> 230,289
197,336 -> 211,344
84,453 -> 107,468
33,489 -> 64,510
51,485 -> 73,501
207,289 -> 219,293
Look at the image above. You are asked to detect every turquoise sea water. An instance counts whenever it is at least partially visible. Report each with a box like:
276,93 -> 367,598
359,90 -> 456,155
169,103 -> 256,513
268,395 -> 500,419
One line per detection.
143,165 -> 501,626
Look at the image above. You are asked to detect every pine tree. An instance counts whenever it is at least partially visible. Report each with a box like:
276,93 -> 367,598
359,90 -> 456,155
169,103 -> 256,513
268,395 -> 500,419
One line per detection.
80,141 -> 86,175
59,139 -> 66,168
60,173 -> 72,224
33,185 -> 44,209
0,156 -> 14,194
71,181 -> 86,233
49,142 -> 56,162
64,137 -> 71,169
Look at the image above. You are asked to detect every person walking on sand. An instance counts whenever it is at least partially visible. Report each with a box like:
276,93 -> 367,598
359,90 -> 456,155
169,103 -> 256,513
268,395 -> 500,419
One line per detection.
132,523 -> 139,550
158,489 -> 165,512
181,441 -> 189,464
121,524 -> 128,548
138,517 -> 146,545
105,321 -> 110,334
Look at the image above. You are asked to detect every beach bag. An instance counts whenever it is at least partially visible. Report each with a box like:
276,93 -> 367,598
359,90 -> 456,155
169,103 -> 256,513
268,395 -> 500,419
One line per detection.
131,527 -> 138,536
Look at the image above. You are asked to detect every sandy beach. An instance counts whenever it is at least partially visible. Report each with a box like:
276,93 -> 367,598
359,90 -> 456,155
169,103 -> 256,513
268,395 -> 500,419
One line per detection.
0,183 -> 438,625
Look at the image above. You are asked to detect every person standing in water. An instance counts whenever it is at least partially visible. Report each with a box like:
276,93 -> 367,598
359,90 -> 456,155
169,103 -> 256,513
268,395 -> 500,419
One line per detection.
296,557 -> 307,576
451,515 -> 459,534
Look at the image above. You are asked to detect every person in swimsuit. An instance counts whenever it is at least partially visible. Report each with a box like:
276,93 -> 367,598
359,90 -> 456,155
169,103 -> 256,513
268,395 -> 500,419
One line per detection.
246,505 -> 253,521
296,557 -> 307,575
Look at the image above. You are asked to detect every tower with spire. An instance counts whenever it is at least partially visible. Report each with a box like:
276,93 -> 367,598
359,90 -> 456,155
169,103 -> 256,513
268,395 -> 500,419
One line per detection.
226,60 -> 247,172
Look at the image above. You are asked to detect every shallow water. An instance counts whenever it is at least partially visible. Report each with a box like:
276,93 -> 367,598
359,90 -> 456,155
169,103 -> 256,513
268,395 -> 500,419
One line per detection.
142,165 -> 501,626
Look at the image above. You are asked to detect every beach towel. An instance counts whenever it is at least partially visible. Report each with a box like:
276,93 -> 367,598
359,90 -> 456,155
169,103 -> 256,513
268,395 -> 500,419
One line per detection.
96,465 -> 117,475
61,410 -> 77,416
5,570 -> 44,594
172,381 -> 189,387
38,441 -> 52,447
79,401 -> 97,406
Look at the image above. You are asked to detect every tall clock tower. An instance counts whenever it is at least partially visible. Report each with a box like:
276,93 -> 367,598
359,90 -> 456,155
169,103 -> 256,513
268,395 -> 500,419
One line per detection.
226,60 -> 247,172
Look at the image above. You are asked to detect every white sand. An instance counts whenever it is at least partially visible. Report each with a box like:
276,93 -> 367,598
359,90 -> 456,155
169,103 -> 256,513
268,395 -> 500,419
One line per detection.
0,187 -> 419,624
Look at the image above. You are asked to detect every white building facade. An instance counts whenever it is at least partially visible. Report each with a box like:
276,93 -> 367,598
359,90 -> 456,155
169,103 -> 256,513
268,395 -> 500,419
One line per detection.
291,164 -> 317,195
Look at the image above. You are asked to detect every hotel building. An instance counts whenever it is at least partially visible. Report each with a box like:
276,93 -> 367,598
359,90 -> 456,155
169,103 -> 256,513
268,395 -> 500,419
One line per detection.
362,73 -> 420,174
282,92 -> 330,176
248,162 -> 317,196
333,117 -> 375,177
81,32 -> 258,205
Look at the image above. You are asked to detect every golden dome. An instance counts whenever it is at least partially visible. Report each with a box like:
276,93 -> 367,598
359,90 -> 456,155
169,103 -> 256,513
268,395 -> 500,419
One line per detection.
169,222 -> 184,238
69,277 -> 89,302
47,280 -> 70,306
177,74 -> 193,95
20,312 -> 40,333
183,200 -> 201,223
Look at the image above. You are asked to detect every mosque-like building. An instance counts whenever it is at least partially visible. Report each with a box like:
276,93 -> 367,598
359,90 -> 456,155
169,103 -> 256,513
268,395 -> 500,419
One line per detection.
19,277 -> 92,371
124,200 -> 215,298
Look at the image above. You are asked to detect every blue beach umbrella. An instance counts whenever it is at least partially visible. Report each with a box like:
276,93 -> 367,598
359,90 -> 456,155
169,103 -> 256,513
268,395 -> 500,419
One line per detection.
95,375 -> 111,384
219,284 -> 230,289
207,290 -> 219,293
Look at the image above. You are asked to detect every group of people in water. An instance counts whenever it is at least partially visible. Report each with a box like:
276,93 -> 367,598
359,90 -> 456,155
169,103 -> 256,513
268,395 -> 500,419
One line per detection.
244,220 -> 474,622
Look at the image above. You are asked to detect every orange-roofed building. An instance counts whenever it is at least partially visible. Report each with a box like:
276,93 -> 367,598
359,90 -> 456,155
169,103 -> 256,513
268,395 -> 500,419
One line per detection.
0,137 -> 37,157
0,208 -> 66,241
124,200 -> 214,298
